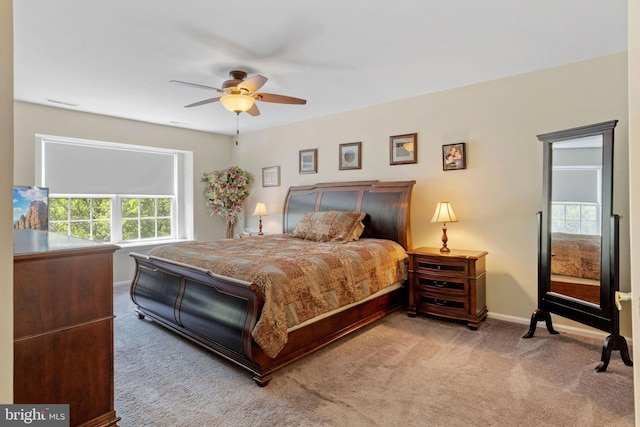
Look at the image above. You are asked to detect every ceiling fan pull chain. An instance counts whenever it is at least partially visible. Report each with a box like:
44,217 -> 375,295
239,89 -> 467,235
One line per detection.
236,112 -> 240,145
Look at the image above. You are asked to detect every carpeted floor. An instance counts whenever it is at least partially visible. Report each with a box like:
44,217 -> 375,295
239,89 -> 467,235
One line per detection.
113,286 -> 634,426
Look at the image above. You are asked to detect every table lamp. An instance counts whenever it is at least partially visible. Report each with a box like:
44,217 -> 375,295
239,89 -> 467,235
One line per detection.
252,202 -> 269,235
431,202 -> 458,253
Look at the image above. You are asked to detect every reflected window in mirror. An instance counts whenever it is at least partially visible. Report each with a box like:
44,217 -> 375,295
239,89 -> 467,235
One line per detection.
551,136 -> 603,237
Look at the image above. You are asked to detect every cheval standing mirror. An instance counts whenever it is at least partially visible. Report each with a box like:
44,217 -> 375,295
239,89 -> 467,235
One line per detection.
523,120 -> 633,372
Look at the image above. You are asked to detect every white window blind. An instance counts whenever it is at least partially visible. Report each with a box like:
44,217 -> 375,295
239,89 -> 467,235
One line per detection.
42,137 -> 176,195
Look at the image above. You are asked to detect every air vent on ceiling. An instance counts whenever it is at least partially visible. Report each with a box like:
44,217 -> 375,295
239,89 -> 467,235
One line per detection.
46,99 -> 78,107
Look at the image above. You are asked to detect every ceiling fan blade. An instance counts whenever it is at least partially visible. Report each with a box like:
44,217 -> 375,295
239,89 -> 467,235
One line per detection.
170,80 -> 222,92
238,75 -> 267,93
184,97 -> 221,108
245,103 -> 260,116
256,93 -> 307,105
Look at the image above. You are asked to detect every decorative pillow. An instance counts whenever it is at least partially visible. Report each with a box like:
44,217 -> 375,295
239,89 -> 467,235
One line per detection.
291,211 -> 366,243
350,221 -> 365,241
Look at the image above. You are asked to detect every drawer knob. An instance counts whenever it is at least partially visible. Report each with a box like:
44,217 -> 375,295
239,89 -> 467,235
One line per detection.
434,299 -> 447,306
433,281 -> 447,287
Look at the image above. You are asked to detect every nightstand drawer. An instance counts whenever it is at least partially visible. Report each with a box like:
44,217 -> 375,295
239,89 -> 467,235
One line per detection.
415,293 -> 469,315
414,257 -> 468,277
415,275 -> 468,295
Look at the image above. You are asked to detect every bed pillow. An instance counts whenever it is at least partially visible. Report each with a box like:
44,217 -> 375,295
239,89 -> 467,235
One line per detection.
350,221 -> 365,241
291,211 -> 366,243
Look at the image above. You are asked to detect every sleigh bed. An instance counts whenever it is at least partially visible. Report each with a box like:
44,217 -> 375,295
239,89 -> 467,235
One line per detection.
129,180 -> 414,386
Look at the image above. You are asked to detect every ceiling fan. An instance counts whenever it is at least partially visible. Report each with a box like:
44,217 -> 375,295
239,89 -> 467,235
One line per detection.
170,70 -> 307,116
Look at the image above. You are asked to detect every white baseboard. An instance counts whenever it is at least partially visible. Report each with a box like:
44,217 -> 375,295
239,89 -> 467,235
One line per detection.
488,311 -> 633,346
114,280 -> 131,289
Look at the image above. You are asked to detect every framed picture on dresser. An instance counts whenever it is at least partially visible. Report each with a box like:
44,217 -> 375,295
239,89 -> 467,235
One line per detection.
12,186 -> 49,231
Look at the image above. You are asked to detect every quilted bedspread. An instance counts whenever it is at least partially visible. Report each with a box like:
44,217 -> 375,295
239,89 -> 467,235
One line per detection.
147,234 -> 408,358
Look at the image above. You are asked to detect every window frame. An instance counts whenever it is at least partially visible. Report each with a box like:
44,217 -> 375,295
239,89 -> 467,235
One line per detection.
36,134 -> 193,247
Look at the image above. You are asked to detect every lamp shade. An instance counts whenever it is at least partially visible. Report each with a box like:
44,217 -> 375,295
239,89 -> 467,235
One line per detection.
252,202 -> 269,217
220,94 -> 256,113
431,202 -> 458,223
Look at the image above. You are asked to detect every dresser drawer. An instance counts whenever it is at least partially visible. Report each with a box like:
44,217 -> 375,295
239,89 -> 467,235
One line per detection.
413,256 -> 468,277
415,274 -> 468,296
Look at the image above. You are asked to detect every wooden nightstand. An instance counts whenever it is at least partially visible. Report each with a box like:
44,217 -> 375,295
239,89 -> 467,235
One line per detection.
407,247 -> 488,329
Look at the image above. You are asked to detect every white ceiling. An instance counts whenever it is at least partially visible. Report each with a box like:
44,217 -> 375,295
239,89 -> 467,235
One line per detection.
13,0 -> 628,136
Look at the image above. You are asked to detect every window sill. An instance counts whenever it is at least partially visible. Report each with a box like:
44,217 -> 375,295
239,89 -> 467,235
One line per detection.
115,238 -> 193,251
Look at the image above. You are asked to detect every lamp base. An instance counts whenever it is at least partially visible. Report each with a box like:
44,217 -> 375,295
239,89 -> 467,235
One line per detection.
440,225 -> 450,254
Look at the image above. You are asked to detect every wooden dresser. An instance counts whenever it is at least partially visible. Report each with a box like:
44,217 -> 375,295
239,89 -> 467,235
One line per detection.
13,230 -> 120,427
407,247 -> 488,329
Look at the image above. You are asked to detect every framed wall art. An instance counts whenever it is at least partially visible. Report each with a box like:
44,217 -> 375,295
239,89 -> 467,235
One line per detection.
339,142 -> 361,170
442,142 -> 467,171
262,165 -> 281,187
390,133 -> 417,165
299,148 -> 318,174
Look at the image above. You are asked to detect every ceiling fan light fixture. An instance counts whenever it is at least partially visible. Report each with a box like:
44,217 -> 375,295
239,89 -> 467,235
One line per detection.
220,94 -> 255,113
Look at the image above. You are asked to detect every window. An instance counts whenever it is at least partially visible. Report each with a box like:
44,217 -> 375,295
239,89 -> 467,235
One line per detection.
121,197 -> 173,240
37,135 -> 193,245
49,196 -> 112,242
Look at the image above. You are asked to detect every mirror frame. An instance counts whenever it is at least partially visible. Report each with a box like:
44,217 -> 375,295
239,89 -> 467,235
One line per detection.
537,120 -> 618,333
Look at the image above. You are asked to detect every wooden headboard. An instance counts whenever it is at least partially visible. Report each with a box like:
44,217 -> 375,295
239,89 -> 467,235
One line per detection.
282,180 -> 415,250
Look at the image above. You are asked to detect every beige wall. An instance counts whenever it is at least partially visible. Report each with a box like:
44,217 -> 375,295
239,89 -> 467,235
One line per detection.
233,53 -> 631,336
0,0 -> 13,403
13,102 -> 234,282
11,55 -> 631,343
628,0 -> 640,423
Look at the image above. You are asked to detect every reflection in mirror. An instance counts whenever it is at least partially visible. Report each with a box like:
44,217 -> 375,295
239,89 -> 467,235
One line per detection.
550,136 -> 603,306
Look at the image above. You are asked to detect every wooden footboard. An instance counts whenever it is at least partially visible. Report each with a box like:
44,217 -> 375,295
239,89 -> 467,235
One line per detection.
130,251 -> 402,386
130,253 -> 265,372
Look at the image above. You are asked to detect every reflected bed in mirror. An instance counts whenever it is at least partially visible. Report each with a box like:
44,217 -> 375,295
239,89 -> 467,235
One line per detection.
550,232 -> 600,305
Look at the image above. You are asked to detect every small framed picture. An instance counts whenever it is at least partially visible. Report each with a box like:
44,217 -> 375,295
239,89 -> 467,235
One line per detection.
442,143 -> 467,171
339,142 -> 362,170
390,133 -> 417,165
299,148 -> 318,174
262,165 -> 280,187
